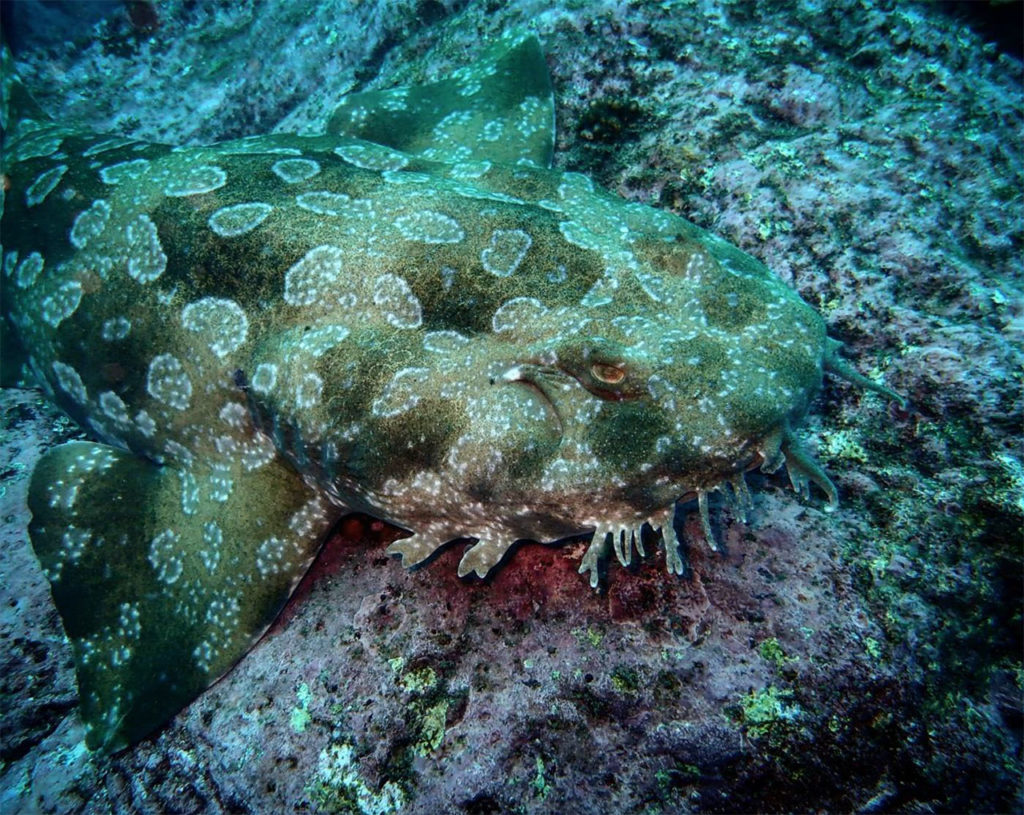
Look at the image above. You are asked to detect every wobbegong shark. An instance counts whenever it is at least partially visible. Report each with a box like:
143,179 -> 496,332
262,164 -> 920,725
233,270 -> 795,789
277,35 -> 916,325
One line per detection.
1,31 -> 897,752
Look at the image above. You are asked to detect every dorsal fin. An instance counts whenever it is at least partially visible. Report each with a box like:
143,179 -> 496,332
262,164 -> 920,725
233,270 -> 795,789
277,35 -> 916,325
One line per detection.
327,30 -> 554,168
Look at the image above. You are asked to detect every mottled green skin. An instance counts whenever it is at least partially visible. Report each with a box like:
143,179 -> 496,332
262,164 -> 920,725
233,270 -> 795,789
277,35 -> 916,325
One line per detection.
1,33 -> 841,751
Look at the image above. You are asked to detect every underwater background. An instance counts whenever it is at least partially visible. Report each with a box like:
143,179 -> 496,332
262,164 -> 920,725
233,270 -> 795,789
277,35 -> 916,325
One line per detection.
0,0 -> 1020,812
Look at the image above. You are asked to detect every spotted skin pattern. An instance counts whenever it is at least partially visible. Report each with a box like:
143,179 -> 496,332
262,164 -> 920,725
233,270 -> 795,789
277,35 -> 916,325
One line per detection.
0,32 -> 890,752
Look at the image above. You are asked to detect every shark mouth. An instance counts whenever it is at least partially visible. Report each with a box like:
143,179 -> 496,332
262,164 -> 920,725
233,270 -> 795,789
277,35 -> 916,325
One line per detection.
575,423 -> 841,589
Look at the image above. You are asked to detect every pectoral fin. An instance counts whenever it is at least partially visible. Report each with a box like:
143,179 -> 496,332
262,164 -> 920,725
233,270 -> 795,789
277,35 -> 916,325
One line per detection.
28,441 -> 337,753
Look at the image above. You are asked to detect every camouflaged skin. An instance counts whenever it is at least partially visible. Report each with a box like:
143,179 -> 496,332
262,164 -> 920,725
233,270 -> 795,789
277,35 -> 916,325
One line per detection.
1,32 -> 851,752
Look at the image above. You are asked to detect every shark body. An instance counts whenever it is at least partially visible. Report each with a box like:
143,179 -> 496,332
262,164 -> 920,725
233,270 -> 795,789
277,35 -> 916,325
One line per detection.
1,32 -> 884,752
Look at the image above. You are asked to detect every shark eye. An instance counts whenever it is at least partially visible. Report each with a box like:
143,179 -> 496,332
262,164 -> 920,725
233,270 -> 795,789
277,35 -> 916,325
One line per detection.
557,338 -> 645,400
591,363 -> 626,384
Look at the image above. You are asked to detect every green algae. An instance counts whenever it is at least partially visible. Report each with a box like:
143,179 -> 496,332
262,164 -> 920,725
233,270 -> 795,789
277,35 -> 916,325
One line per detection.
398,666 -> 437,694
290,682 -> 313,733
532,755 -> 552,800
819,427 -> 871,464
412,700 -> 449,757
610,665 -> 641,693
737,685 -> 802,741
307,742 -> 406,815
758,637 -> 797,670
390,657 -> 457,757
572,626 -> 604,648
